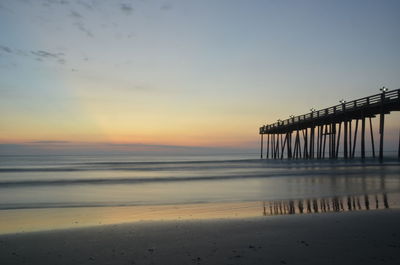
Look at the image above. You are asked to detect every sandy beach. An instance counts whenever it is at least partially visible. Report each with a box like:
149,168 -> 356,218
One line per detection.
1,157 -> 399,264
1,209 -> 400,265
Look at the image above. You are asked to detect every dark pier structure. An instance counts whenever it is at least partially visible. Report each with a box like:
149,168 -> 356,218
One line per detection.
259,88 -> 400,160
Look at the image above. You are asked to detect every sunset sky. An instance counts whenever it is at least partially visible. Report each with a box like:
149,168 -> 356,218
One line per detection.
0,0 -> 399,154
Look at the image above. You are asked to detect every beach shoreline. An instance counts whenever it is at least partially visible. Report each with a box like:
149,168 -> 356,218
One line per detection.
1,191 -> 398,235
1,209 -> 400,265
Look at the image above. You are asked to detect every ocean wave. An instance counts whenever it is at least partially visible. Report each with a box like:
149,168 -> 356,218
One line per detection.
0,158 -> 398,173
0,168 -> 397,187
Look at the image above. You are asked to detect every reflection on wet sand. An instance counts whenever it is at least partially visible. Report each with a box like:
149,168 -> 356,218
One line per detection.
0,192 -> 398,234
265,193 -> 390,216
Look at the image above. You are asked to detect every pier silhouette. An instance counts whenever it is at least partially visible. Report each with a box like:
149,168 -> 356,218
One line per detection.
259,88 -> 400,160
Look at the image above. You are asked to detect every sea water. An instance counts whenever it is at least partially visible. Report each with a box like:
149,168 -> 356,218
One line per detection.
1,154 -> 400,210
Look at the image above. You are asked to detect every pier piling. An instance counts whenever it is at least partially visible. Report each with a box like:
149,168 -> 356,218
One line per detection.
259,89 -> 400,160
361,116 -> 366,159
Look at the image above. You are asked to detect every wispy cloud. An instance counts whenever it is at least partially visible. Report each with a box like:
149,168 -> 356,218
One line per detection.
69,10 -> 82,19
74,21 -> 93,37
31,50 -> 64,58
0,45 -> 13,54
0,45 -> 65,64
29,140 -> 70,144
120,3 -> 133,15
31,50 -> 66,64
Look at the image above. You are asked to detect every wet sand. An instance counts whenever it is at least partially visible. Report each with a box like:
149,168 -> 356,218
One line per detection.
1,209 -> 400,265
1,192 -> 396,235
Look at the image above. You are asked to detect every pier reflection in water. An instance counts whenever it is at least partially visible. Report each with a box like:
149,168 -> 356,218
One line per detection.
263,193 -> 392,216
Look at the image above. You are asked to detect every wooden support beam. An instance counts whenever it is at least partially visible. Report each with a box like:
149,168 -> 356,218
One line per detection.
288,132 -> 292,159
316,126 -> 320,158
277,134 -> 281,159
260,134 -> 264,159
361,116 -> 366,159
293,132 -> 298,159
310,126 -> 315,159
331,124 -> 334,158
333,123 -> 336,158
319,125 -> 323,159
398,131 -> 400,159
270,134 -> 273,159
272,134 -> 276,159
332,123 -> 336,158
336,122 -> 342,158
352,119 -> 359,158
293,130 -> 297,159
281,133 -> 288,159
275,134 -> 279,159
379,113 -> 385,161
303,129 -> 308,159
349,120 -> 352,157
266,134 -> 270,159
323,125 -> 327,159
328,124 -> 332,158
297,130 -> 302,159
369,118 -> 375,158
320,125 -> 324,159
344,121 -> 348,159
272,133 -> 275,159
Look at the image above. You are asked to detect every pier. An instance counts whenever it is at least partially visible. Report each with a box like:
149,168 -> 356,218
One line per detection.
259,88 -> 400,160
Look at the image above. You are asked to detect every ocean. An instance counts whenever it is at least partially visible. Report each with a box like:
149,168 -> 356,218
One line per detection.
1,154 -> 400,210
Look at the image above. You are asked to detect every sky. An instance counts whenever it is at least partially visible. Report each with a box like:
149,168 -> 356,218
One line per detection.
0,0 -> 399,155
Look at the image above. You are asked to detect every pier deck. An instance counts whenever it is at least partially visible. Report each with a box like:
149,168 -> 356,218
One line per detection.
259,88 -> 400,160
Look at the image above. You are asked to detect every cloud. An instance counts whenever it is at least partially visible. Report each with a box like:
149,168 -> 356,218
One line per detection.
29,140 -> 70,144
31,49 -> 66,64
74,22 -> 93,37
120,3 -> 133,15
69,10 -> 82,19
0,44 -> 65,64
0,45 -> 13,53
31,50 -> 64,58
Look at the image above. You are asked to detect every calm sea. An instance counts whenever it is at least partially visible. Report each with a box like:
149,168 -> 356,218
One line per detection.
0,154 -> 400,210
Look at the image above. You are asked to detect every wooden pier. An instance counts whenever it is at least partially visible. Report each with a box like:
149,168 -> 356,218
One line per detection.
259,88 -> 400,160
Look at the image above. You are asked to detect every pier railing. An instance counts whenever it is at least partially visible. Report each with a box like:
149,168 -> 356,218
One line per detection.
259,88 -> 400,160
260,89 -> 400,134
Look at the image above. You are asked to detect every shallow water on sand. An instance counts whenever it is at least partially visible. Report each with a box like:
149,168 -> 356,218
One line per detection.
0,155 -> 400,209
